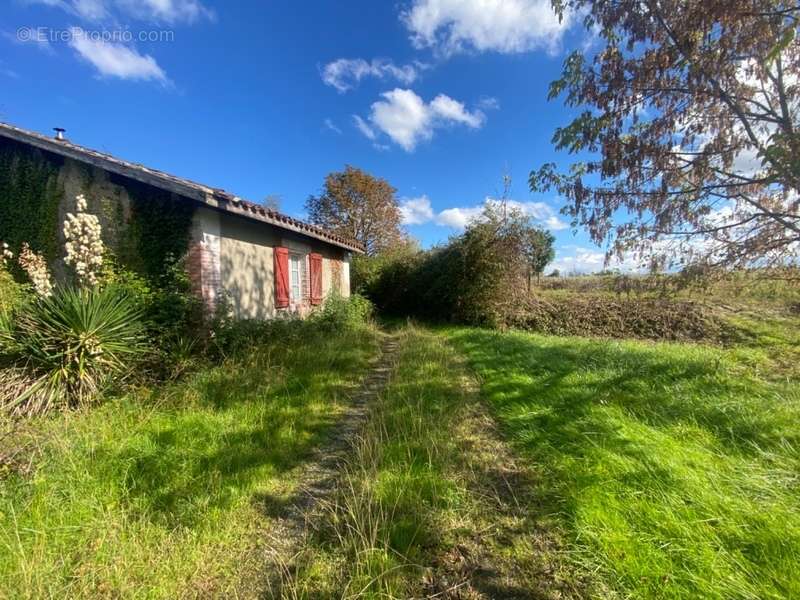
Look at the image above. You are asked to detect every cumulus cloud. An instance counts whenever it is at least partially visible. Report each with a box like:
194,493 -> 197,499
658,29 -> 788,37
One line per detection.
435,204 -> 484,228
69,28 -> 168,82
398,195 -> 569,231
401,0 -> 571,57
321,58 -> 426,93
549,246 -> 606,273
399,195 -> 436,225
356,88 -> 485,151
26,0 -> 214,23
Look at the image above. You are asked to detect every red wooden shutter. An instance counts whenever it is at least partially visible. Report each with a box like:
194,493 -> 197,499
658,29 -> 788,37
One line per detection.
309,253 -> 323,306
274,247 -> 290,308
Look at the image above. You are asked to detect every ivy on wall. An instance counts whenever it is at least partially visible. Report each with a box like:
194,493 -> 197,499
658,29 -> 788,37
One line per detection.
115,176 -> 195,282
0,138 -> 64,267
0,137 -> 195,286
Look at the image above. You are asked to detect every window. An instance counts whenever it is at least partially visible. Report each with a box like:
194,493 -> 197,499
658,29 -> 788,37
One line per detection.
289,253 -> 303,301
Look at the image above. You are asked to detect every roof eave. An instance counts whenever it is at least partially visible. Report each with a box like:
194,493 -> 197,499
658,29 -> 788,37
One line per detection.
0,122 -> 365,254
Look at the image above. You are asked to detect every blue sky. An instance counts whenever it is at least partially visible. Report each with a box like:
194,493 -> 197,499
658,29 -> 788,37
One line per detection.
1,0 -> 618,272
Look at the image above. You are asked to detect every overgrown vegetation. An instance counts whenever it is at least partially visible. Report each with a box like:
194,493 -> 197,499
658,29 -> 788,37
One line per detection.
0,137 -> 195,287
507,296 -> 736,342
357,201 -> 556,326
0,303 -> 378,598
5,286 -> 145,413
446,326 -> 800,599
280,326 -> 584,598
0,138 -> 63,268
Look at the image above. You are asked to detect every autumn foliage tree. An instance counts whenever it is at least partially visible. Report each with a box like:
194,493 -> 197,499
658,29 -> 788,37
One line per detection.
532,1 -> 800,269
306,166 -> 404,255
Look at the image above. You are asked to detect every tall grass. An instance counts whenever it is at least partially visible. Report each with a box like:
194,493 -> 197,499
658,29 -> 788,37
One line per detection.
446,326 -> 800,599
0,324 -> 378,598
282,327 -> 466,597
283,326 -> 581,598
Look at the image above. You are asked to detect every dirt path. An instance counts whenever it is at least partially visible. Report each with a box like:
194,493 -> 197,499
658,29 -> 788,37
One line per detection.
256,334 -> 401,597
238,328 -> 585,599
418,348 -> 586,600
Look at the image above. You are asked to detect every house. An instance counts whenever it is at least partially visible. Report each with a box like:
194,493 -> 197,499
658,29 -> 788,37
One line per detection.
0,122 -> 363,318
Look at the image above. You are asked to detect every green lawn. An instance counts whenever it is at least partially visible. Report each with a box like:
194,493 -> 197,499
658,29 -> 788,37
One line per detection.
0,325 -> 378,599
445,326 -> 800,599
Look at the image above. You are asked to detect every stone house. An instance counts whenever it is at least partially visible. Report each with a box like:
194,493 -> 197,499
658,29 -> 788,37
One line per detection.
0,122 -> 363,318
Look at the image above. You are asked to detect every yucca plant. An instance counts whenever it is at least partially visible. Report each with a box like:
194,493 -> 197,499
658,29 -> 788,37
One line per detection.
12,286 -> 145,409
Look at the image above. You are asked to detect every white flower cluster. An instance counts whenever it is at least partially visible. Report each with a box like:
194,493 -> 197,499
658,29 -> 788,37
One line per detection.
63,194 -> 105,287
1,242 -> 13,268
18,243 -> 53,297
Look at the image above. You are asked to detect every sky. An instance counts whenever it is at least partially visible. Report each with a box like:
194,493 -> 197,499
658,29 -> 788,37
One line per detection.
1,0 -> 621,273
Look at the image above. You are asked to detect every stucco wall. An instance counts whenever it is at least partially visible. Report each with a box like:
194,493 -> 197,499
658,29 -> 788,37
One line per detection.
219,211 -> 278,319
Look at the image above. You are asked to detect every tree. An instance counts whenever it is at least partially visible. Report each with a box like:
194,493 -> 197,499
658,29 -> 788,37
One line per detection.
306,166 -> 404,255
524,227 -> 556,288
447,202 -> 555,320
531,1 -> 800,269
261,194 -> 282,212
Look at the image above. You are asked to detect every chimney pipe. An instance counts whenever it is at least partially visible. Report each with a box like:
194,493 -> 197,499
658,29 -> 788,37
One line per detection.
53,127 -> 66,141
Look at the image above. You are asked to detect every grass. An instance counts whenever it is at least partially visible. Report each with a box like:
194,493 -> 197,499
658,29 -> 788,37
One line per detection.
445,325 -> 800,599
283,325 -> 583,599
0,324 -> 378,599
3,282 -> 799,599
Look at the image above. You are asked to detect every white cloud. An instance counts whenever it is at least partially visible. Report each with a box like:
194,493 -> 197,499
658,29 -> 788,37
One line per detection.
352,115 -> 376,140
436,205 -> 485,228
26,0 -> 214,23
400,195 -> 568,231
399,195 -> 435,225
357,88 -> 485,151
0,62 -> 20,78
69,29 -> 168,82
323,118 -> 341,134
550,247 -> 605,273
549,246 -> 644,274
3,29 -> 54,52
429,94 -> 484,127
115,0 -> 214,23
26,0 -> 109,21
401,0 -> 571,57
321,58 -> 426,93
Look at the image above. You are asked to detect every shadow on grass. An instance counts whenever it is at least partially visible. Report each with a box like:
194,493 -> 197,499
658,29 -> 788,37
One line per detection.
449,328 -> 795,456
95,331 -> 374,529
445,327 -> 800,597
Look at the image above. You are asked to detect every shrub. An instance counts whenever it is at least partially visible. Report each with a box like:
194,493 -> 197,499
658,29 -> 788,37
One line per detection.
0,263 -> 28,318
102,254 -> 205,377
360,203 -> 552,326
311,293 -> 374,330
8,286 -> 145,411
209,317 -> 281,359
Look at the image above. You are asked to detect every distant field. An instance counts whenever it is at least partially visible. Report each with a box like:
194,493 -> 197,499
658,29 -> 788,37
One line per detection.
507,271 -> 800,354
538,270 -> 800,310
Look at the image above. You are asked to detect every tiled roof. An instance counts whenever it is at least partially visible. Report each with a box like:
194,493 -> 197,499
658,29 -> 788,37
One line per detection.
0,122 -> 365,253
